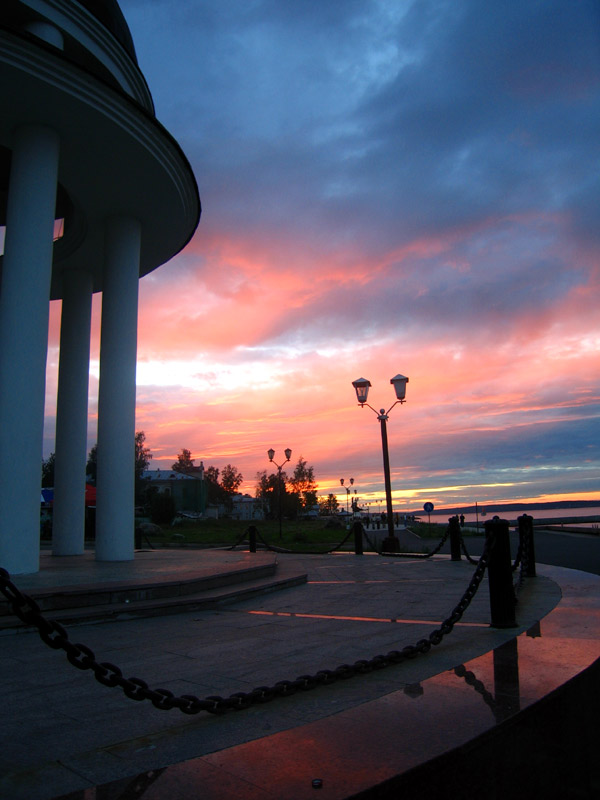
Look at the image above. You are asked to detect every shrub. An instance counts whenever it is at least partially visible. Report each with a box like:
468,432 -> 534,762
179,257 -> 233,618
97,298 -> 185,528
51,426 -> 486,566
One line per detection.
150,492 -> 176,524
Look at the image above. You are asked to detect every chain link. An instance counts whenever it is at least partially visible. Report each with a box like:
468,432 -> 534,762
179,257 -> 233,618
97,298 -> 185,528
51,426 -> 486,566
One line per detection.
228,525 -> 355,555
0,535 -> 501,717
454,664 -> 498,714
254,526 -> 356,555
513,525 -> 530,597
370,524 -> 452,559
228,522 -> 450,559
512,539 -> 523,572
462,527 -> 527,581
460,535 -> 480,565
362,529 -> 381,552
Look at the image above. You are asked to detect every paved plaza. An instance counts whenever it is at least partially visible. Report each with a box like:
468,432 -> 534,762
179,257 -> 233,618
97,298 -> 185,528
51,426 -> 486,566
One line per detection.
1,545 -> 576,799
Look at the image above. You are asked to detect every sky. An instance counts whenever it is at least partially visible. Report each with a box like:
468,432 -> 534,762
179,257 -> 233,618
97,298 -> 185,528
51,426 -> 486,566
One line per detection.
44,0 -> 600,512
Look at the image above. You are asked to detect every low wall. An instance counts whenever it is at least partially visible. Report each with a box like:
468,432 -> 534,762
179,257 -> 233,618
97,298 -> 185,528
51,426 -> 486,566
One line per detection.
353,654 -> 600,798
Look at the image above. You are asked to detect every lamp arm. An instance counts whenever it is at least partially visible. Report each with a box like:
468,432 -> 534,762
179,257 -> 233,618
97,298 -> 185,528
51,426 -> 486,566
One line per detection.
359,400 -> 405,417
358,402 -> 381,416
385,399 -> 405,416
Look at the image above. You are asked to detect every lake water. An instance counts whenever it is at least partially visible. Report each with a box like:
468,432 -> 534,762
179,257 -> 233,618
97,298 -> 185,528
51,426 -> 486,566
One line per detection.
424,505 -> 600,529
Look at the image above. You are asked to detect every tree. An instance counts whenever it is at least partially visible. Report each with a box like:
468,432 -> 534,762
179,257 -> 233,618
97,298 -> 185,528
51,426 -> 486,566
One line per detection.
255,469 -> 292,519
204,465 -> 227,507
205,465 -> 219,485
134,431 -> 153,503
86,444 -> 97,483
318,494 -> 339,515
288,456 -> 318,515
135,431 -> 152,479
41,452 -> 55,488
255,470 -> 277,518
172,448 -> 195,473
149,491 -> 176,524
85,431 -> 152,491
203,464 -> 243,510
221,464 -> 243,495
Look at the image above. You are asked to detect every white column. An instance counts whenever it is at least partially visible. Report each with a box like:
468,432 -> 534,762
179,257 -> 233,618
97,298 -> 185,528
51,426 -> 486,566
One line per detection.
0,125 -> 60,575
95,216 -> 141,561
52,269 -> 93,556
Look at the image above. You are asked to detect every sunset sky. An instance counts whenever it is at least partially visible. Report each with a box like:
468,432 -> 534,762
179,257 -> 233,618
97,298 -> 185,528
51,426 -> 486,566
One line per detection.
44,0 -> 600,512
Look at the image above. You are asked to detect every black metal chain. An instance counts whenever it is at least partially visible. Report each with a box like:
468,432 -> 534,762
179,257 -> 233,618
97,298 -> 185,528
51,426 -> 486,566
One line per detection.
253,526 -> 356,555
362,528 -> 381,552
228,522 -> 451,560
0,539 -> 494,716
226,528 -> 251,550
376,524 -> 452,559
461,528 -> 527,602
513,529 -> 530,597
461,530 -> 526,575
227,526 -> 355,556
227,523 -> 451,561
512,539 -> 523,572
460,535 -> 480,565
453,664 -> 498,713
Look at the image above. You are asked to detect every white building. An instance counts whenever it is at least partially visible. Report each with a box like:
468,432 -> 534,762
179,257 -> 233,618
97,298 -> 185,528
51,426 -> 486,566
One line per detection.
230,493 -> 266,522
0,1 -> 200,573
141,469 -> 206,516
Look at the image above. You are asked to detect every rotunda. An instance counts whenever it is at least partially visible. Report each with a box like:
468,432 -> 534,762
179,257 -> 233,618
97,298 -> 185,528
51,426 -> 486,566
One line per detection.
0,0 -> 200,573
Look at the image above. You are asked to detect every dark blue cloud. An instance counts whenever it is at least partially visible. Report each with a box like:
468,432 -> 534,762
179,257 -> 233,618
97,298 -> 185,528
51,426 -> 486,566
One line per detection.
115,0 -> 600,502
123,0 -> 599,266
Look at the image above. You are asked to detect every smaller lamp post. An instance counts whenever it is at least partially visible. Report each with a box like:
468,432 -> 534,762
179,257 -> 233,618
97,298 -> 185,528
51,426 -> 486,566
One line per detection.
339,477 -> 354,514
352,375 -> 409,552
352,489 -> 358,517
268,448 -> 292,539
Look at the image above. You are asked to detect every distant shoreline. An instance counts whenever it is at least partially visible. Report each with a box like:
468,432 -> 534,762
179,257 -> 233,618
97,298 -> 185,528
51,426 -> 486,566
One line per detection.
424,500 -> 600,517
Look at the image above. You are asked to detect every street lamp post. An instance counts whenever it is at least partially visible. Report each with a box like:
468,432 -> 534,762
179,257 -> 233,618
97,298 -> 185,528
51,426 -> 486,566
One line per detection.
339,477 -> 354,514
352,375 -> 409,552
267,448 -> 292,539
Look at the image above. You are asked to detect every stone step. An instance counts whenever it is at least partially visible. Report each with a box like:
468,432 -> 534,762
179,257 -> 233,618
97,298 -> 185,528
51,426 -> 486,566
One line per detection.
0,561 -> 307,632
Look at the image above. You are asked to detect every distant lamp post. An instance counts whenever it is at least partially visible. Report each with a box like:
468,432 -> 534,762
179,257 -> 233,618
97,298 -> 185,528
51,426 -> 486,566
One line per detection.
340,477 -> 354,514
268,448 -> 292,539
352,489 -> 358,516
352,375 -> 409,552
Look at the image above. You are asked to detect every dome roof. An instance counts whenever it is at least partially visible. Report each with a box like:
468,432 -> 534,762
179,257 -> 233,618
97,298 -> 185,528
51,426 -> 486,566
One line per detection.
75,0 -> 137,63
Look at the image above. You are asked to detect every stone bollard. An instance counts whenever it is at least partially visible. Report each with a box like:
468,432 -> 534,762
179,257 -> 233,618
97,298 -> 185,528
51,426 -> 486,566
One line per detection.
485,518 -> 517,628
352,521 -> 364,556
248,525 -> 257,553
449,515 -> 461,561
518,514 -> 536,577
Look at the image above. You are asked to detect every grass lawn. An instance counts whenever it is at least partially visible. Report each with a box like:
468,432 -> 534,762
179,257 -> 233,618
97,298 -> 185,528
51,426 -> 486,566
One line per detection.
139,516 -> 355,551
137,517 -> 455,553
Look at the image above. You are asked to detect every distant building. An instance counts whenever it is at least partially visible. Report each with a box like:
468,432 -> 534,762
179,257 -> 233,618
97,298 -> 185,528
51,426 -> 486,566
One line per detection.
141,470 -> 206,516
301,504 -> 320,518
230,493 -> 266,521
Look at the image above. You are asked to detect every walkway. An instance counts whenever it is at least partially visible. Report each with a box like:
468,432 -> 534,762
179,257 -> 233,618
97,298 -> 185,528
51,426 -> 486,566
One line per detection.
1,547 -> 598,799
